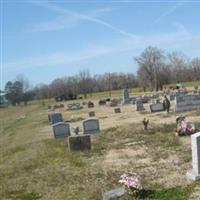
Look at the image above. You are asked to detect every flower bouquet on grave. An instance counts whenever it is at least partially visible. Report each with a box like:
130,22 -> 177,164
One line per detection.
119,173 -> 142,197
176,120 -> 196,136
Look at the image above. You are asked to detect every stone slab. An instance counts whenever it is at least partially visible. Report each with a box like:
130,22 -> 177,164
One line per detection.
150,103 -> 164,112
175,94 -> 200,112
52,122 -> 70,139
102,187 -> 125,200
68,135 -> 91,152
187,132 -> 200,180
83,118 -> 100,134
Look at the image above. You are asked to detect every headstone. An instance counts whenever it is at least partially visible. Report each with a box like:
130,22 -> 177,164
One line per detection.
136,99 -> 145,111
150,103 -> 164,112
102,187 -> 125,200
67,103 -> 81,110
88,101 -> 94,108
114,108 -> 121,113
52,122 -> 70,139
83,118 -> 100,134
175,94 -> 200,112
169,94 -> 175,101
109,99 -> 119,107
89,111 -> 95,117
122,89 -> 130,104
99,99 -> 106,106
68,135 -> 91,151
141,96 -> 150,103
187,132 -> 200,180
50,113 -> 63,124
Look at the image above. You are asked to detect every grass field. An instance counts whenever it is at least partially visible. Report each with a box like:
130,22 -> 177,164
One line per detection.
1,99 -> 200,200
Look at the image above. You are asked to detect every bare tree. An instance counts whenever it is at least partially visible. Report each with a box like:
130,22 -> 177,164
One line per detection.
168,52 -> 189,83
135,46 -> 165,91
77,70 -> 93,98
190,58 -> 200,81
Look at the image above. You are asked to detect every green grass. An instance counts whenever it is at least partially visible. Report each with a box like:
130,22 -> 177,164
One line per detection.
165,80 -> 200,89
121,183 -> 195,200
0,103 -> 198,200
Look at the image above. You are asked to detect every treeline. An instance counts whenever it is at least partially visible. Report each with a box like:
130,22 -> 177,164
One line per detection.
4,46 -> 200,105
136,46 -> 200,91
34,71 -> 138,99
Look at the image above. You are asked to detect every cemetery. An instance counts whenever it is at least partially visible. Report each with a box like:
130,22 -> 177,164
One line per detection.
1,88 -> 200,200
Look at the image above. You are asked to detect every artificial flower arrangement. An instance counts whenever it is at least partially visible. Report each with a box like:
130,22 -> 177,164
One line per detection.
119,173 -> 142,197
175,116 -> 197,136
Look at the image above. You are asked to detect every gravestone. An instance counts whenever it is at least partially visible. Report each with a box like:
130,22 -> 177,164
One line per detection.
67,103 -> 81,110
169,94 -> 175,101
109,99 -> 119,107
99,99 -> 106,106
114,108 -> 121,113
89,111 -> 95,117
52,122 -> 70,139
150,103 -> 164,112
142,96 -> 150,103
88,101 -> 94,108
136,99 -> 145,111
175,94 -> 200,112
187,132 -> 200,180
68,135 -> 91,152
102,187 -> 125,200
60,104 -> 64,108
50,113 -> 63,124
122,89 -> 130,104
83,118 -> 100,134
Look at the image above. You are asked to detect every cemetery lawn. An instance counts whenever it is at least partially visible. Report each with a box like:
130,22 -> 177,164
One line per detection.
1,102 -> 200,200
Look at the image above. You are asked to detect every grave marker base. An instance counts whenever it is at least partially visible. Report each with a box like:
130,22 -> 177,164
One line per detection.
186,169 -> 200,181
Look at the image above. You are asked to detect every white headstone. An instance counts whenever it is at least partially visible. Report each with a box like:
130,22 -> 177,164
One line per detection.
187,132 -> 200,180
83,118 -> 100,134
53,122 -> 70,139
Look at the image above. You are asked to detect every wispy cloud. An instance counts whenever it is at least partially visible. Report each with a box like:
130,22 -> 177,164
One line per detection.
5,25 -> 200,72
5,46 -> 114,72
152,1 -> 185,25
27,1 -> 136,38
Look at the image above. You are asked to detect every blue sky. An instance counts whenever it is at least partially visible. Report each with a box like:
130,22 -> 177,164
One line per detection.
1,0 -> 200,89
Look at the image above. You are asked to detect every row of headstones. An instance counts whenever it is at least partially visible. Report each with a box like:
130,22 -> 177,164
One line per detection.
123,88 -> 162,105
48,112 -> 100,151
135,98 -> 165,112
